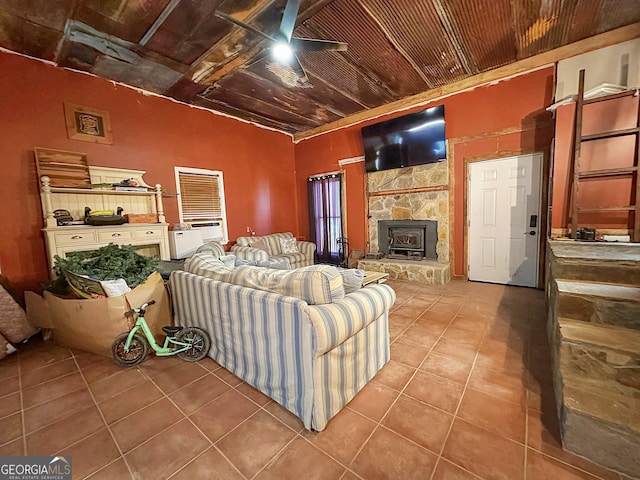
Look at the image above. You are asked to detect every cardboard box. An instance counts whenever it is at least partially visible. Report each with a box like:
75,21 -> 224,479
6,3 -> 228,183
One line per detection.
25,272 -> 170,357
125,213 -> 158,224
0,333 -> 16,360
0,283 -> 38,343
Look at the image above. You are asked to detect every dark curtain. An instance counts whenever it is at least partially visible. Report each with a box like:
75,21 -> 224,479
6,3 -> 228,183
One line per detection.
308,174 -> 343,265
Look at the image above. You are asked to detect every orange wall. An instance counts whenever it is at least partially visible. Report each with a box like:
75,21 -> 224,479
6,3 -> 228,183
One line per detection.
0,50 -> 560,297
0,50 -> 295,298
294,67 -> 555,276
293,130 -> 367,249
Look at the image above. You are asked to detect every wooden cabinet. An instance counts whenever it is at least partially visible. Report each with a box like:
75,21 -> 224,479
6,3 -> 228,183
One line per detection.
39,165 -> 171,276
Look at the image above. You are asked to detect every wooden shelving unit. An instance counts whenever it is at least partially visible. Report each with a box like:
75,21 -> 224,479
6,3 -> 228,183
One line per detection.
38,163 -> 170,276
571,69 -> 640,241
49,187 -> 156,196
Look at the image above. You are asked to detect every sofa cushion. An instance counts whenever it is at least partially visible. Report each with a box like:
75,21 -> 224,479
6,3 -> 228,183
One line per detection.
184,252 -> 235,283
230,264 -> 345,305
194,241 -> 226,258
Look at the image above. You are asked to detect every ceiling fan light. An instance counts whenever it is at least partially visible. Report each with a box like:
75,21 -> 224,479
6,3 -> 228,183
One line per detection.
272,41 -> 293,63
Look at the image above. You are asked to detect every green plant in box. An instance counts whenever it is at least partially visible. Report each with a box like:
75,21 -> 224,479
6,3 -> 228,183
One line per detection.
53,243 -> 159,288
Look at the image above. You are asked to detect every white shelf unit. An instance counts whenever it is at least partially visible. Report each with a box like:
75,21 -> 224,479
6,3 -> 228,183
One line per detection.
39,166 -> 170,276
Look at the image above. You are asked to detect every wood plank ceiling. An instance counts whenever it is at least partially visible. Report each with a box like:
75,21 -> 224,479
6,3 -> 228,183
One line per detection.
1,0 -> 639,135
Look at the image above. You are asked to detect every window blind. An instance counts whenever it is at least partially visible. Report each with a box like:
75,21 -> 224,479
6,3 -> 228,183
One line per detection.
177,171 -> 222,221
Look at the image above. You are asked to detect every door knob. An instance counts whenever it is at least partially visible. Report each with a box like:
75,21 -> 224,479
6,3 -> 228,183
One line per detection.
528,230 -> 536,236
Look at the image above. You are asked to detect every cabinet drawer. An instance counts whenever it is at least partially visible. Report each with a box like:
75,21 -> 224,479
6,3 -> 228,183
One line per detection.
54,231 -> 98,245
132,227 -> 163,240
98,230 -> 132,242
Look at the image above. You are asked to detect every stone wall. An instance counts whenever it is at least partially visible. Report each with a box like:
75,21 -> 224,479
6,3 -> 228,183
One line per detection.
546,240 -> 640,478
368,162 -> 449,262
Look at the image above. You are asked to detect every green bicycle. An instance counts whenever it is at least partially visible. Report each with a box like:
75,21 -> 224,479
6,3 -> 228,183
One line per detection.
112,300 -> 211,367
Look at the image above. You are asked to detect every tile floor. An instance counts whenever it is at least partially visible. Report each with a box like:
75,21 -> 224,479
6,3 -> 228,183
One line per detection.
0,279 -> 629,479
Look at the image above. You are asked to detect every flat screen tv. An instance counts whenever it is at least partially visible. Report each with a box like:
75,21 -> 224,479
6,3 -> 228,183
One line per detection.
362,105 -> 446,173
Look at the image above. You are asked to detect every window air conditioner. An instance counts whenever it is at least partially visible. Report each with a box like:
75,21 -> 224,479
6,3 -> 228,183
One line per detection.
188,221 -> 225,243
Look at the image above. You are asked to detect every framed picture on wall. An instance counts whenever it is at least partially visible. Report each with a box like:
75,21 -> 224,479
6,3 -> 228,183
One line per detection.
64,103 -> 113,144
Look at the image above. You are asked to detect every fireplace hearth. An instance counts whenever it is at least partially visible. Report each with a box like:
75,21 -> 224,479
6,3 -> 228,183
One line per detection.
377,220 -> 438,261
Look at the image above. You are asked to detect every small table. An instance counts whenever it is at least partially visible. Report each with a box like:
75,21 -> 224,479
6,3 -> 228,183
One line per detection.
361,271 -> 390,286
156,259 -> 185,281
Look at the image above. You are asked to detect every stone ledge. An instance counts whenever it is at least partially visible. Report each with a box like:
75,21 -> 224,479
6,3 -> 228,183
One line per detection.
358,258 -> 450,285
553,279 -> 640,330
548,240 -> 640,285
553,318 -> 640,478
557,280 -> 640,302
549,240 -> 640,262
560,317 -> 640,356
563,406 -> 640,478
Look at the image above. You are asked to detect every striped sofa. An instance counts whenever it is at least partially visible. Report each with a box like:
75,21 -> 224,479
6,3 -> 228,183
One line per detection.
231,232 -> 316,269
171,261 -> 395,431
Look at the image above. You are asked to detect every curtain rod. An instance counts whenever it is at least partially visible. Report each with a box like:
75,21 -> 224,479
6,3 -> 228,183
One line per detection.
308,170 -> 342,180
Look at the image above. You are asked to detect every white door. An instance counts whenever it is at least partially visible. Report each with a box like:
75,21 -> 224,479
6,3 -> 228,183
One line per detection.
468,154 -> 542,287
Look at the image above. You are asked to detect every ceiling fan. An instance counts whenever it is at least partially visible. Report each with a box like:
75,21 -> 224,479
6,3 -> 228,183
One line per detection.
215,0 -> 347,81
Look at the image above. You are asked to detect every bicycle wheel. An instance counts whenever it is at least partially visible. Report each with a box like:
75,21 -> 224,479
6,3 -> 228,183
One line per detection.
112,332 -> 149,367
176,327 -> 211,362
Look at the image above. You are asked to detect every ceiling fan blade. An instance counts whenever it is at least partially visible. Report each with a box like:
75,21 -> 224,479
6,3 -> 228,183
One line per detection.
279,0 -> 301,42
290,55 -> 308,81
215,10 -> 276,42
291,37 -> 348,52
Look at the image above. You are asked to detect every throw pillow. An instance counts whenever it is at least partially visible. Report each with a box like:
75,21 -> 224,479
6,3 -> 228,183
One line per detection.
256,258 -> 291,269
220,255 -> 237,267
279,237 -> 298,254
251,238 -> 271,254
234,258 -> 290,269
234,257 -> 253,267
341,269 -> 365,294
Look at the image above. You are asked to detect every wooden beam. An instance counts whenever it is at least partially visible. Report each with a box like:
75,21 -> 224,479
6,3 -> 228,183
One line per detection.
198,85 -> 319,128
188,0 -> 276,85
195,96 -> 297,132
293,22 -> 640,142
191,0 -> 337,86
369,185 -> 448,197
198,43 -> 266,84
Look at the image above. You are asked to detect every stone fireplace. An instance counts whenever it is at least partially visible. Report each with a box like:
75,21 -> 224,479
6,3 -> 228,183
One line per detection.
358,162 -> 451,284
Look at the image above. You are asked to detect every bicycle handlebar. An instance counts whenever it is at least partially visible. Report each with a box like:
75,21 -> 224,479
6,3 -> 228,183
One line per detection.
124,299 -> 156,318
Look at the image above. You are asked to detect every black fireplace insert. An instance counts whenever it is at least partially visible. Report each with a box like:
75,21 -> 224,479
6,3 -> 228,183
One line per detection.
377,220 -> 438,260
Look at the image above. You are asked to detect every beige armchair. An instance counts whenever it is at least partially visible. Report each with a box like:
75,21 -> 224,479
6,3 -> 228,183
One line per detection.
231,232 -> 315,269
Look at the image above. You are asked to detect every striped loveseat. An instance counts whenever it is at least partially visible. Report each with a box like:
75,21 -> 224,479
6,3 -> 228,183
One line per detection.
171,257 -> 395,431
231,232 -> 315,269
